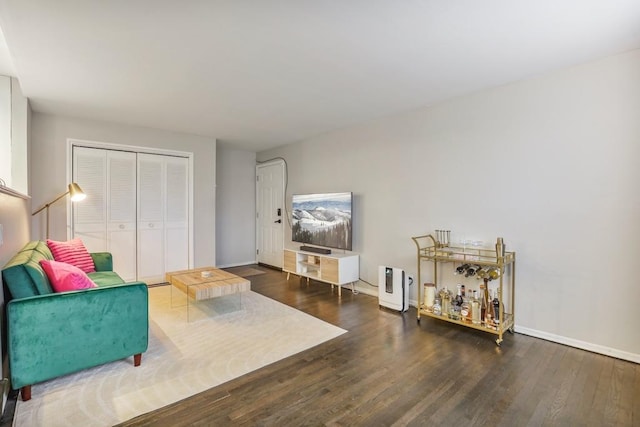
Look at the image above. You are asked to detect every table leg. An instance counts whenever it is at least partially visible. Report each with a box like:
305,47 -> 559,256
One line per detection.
171,283 -> 190,308
187,286 -> 191,322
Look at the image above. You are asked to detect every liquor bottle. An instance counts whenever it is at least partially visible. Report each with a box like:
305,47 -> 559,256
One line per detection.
455,263 -> 470,275
440,287 -> 451,317
454,284 -> 464,307
476,267 -> 489,280
433,297 -> 442,315
492,289 -> 501,324
479,282 -> 486,322
465,265 -> 480,277
480,279 -> 490,324
460,295 -> 471,323
450,304 -> 461,321
484,287 -> 493,327
471,291 -> 481,325
461,284 -> 466,298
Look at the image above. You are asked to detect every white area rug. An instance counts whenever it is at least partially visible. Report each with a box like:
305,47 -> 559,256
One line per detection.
13,286 -> 346,426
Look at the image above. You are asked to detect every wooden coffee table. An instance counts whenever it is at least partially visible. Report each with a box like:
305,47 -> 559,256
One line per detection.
166,267 -> 251,321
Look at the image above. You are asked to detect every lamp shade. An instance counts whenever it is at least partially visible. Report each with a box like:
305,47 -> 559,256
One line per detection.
68,183 -> 86,202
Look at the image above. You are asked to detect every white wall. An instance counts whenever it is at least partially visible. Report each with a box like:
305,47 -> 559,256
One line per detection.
0,192 -> 31,275
258,49 -> 640,361
0,190 -> 30,413
30,113 -> 217,267
215,146 -> 257,267
0,76 -> 29,413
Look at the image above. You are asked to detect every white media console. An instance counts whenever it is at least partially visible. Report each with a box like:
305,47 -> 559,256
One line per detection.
283,249 -> 359,297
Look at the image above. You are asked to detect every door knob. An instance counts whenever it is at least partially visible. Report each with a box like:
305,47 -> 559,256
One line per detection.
274,219 -> 282,224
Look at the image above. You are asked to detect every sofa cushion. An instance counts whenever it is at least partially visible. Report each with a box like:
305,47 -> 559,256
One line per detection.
90,252 -> 113,272
47,238 -> 96,273
1,241 -> 54,298
87,271 -> 126,287
40,260 -> 97,292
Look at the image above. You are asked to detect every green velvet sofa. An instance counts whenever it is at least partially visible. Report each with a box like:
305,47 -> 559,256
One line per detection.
1,241 -> 149,401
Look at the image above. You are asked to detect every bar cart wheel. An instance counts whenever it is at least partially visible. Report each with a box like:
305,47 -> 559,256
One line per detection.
495,338 -> 503,347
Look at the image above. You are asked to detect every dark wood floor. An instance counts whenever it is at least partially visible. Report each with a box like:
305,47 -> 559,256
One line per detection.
118,266 -> 639,426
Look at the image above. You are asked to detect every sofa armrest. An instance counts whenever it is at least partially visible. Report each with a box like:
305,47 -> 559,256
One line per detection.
7,282 -> 148,390
90,252 -> 113,271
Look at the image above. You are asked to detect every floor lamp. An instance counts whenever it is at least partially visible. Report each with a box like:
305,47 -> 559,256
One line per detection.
32,183 -> 86,239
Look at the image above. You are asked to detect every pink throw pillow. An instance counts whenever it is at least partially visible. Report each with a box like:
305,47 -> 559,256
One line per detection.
47,238 -> 96,273
40,260 -> 97,292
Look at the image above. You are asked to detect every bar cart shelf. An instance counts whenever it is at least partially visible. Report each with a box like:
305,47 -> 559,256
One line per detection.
411,234 -> 516,346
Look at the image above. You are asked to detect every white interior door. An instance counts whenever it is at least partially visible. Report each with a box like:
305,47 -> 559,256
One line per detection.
137,153 -> 165,284
73,148 -> 138,281
137,153 -> 189,283
106,150 -> 137,281
256,160 -> 284,268
164,156 -> 189,273
71,141 -> 192,285
73,147 -> 107,251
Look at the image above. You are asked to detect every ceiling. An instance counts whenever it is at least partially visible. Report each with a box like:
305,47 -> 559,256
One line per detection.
0,1 -> 639,152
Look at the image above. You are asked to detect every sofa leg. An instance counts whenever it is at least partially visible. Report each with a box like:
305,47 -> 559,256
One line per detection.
21,385 -> 31,401
134,353 -> 142,367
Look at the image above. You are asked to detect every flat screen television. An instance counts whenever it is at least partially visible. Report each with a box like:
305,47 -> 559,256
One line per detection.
291,192 -> 352,251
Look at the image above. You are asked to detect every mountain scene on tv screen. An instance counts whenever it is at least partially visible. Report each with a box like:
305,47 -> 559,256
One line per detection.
292,193 -> 352,250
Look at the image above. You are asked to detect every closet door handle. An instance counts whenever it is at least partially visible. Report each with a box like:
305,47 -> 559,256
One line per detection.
149,223 -> 154,228
119,224 -> 125,229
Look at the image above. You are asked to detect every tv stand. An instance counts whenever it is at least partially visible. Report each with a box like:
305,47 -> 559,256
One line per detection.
284,249 -> 359,297
299,245 -> 331,255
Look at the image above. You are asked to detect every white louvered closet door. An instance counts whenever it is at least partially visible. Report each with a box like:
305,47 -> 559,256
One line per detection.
73,147 -> 107,251
106,151 -> 137,281
73,146 -> 190,285
73,147 -> 137,280
137,153 -> 165,284
165,156 -> 189,273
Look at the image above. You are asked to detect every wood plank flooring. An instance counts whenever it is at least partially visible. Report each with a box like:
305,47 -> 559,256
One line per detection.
117,266 -> 639,426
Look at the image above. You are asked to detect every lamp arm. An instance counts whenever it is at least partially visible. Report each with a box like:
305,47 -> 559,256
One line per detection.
31,190 -> 71,216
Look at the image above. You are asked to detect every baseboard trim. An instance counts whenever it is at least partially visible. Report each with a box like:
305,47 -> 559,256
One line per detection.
216,261 -> 258,269
329,283 -> 640,364
353,283 -> 377,298
257,262 -> 282,271
515,325 -> 640,364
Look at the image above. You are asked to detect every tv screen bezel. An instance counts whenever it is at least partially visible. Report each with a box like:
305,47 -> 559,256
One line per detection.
291,191 -> 353,251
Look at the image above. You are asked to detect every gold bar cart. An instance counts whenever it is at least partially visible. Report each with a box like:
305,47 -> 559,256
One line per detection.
411,234 -> 516,346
